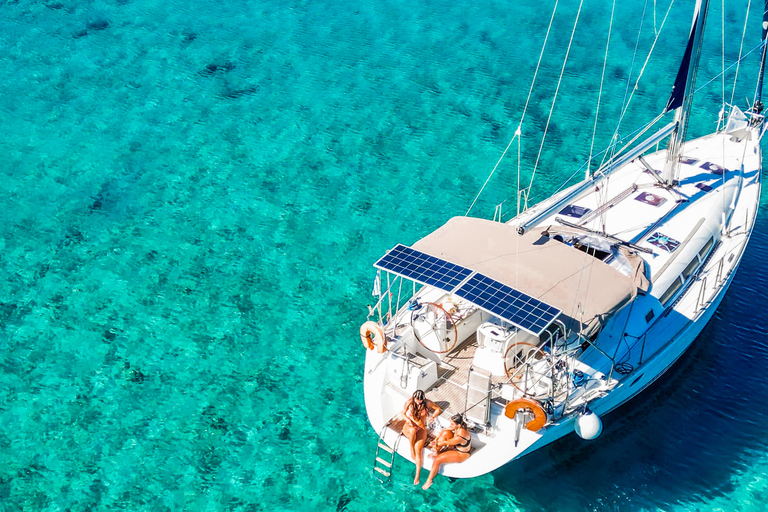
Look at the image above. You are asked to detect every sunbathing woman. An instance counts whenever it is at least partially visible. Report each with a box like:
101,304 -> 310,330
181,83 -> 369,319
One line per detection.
422,414 -> 472,490
401,389 -> 442,485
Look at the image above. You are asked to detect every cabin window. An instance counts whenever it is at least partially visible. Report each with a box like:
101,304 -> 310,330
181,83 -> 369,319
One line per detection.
645,309 -> 655,322
698,237 -> 714,260
660,276 -> 684,306
681,258 -> 699,280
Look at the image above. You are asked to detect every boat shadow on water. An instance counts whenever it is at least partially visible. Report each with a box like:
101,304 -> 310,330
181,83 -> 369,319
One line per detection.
491,221 -> 768,511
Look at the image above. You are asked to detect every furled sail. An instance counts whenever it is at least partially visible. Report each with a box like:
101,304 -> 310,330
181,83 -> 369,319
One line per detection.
665,13 -> 700,112
662,0 -> 709,184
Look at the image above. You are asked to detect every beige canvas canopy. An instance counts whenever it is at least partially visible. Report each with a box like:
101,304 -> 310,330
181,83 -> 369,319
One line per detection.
411,217 -> 641,336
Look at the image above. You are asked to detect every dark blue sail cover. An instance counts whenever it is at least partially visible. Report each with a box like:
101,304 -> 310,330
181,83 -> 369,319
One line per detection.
665,11 -> 700,112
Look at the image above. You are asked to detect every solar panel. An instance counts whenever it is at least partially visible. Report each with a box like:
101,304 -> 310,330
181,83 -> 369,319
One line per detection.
374,244 -> 473,292
454,273 -> 560,335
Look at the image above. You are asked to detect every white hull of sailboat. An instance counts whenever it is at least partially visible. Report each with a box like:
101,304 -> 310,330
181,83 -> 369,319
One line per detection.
363,126 -> 762,479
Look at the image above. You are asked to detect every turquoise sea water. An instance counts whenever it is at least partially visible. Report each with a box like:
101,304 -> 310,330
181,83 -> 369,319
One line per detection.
1,0 -> 766,510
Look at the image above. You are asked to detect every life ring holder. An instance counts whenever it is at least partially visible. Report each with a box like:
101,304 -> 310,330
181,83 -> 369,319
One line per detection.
360,321 -> 387,353
410,302 -> 457,354
504,397 -> 547,431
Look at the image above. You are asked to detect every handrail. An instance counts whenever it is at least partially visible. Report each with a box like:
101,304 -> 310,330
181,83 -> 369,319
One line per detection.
716,257 -> 724,283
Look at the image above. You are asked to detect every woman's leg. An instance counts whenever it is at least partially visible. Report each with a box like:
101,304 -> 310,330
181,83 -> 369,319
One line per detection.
403,424 -> 417,458
413,428 -> 428,485
422,451 -> 471,490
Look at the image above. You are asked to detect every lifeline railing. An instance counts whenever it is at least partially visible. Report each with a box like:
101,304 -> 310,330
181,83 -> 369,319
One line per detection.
368,274 -> 413,329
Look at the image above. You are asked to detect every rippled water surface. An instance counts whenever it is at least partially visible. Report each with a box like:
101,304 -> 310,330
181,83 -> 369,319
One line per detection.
1,0 -> 766,510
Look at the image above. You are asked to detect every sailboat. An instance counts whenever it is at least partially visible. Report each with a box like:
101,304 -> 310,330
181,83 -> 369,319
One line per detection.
362,0 -> 765,480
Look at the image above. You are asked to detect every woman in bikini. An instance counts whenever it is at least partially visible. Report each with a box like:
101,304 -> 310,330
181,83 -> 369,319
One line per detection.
422,414 -> 472,490
401,389 -> 442,485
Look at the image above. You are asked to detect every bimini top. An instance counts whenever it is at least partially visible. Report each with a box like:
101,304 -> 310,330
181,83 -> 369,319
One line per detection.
383,216 -> 639,336
375,243 -> 561,335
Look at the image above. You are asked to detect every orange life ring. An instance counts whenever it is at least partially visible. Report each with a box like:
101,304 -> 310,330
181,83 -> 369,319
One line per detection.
360,321 -> 387,353
504,397 -> 547,431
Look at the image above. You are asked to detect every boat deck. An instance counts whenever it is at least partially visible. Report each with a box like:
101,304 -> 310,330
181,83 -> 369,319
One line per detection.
387,335 -> 510,422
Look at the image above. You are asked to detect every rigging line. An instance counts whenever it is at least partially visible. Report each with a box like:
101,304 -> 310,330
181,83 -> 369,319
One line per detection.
465,129 -> 519,217
599,0 -> 651,173
617,0 -> 650,142
598,111 -> 668,173
516,133 -> 522,216
598,128 -> 630,171
588,0 -> 617,178
729,0 -> 753,107
518,0 -> 561,132
615,0 -> 677,130
694,42 -> 763,94
495,109 -> 666,210
597,0 -> 674,175
721,0 -> 726,118
495,110 -> 663,210
465,0 -> 561,217
528,0 -> 585,194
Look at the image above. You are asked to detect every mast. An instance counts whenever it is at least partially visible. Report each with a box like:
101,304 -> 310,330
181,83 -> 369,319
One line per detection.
754,0 -> 768,111
661,0 -> 711,185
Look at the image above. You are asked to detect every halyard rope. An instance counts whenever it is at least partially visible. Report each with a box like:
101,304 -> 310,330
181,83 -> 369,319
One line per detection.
465,0 -> 561,216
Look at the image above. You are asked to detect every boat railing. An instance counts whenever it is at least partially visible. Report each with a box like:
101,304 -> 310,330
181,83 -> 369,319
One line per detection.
388,343 -> 431,369
517,188 -> 530,215
695,250 -> 733,312
696,276 -> 709,312
715,257 -> 724,283
493,204 -> 503,222
368,274 -> 415,328
498,339 -> 575,410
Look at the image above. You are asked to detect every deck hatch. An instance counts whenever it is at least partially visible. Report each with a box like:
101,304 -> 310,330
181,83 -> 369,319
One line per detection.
558,204 -> 591,219
700,161 -> 725,175
454,273 -> 561,336
374,244 -> 472,292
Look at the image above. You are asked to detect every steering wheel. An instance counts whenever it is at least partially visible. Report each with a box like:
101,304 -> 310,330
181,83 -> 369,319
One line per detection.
410,302 -> 458,354
504,341 -> 552,399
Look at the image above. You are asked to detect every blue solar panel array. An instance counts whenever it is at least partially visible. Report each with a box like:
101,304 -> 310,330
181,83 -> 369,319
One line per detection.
375,245 -> 561,334
374,244 -> 473,292
454,273 -> 560,335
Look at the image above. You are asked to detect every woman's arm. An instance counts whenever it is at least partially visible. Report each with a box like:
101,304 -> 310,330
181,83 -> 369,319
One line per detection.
402,399 -> 421,427
401,398 -> 411,417
427,400 -> 442,420
437,429 -> 467,449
